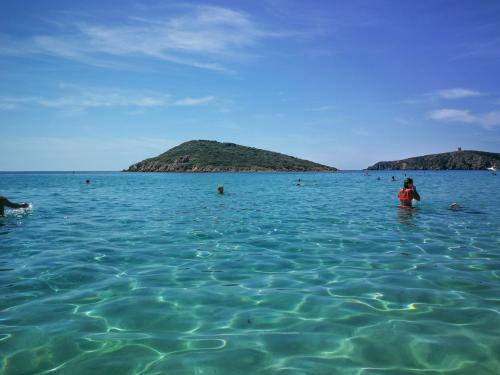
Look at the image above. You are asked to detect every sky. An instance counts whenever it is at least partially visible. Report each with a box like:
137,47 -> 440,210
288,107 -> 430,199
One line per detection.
1,0 -> 500,170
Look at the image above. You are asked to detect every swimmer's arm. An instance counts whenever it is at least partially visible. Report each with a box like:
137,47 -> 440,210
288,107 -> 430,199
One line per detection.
412,188 -> 421,201
1,197 -> 29,209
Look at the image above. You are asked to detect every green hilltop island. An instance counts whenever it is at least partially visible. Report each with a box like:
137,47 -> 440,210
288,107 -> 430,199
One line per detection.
367,149 -> 500,170
125,140 -> 337,172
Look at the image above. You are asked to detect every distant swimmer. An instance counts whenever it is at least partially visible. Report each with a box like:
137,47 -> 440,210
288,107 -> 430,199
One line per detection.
449,203 -> 460,210
86,179 -> 90,184
391,176 -> 396,182
0,196 -> 29,216
217,185 -> 224,195
398,177 -> 420,208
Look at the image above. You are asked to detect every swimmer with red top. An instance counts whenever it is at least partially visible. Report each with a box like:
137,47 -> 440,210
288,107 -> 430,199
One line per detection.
398,177 -> 420,208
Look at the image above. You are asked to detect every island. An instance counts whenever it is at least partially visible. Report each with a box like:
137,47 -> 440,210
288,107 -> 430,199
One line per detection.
125,140 -> 337,172
367,150 -> 500,170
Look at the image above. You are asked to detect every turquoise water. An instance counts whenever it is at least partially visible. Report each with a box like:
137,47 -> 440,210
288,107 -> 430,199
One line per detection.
1,171 -> 499,375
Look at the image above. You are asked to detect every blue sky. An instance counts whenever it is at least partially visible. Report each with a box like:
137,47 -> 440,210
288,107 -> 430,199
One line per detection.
1,0 -> 500,170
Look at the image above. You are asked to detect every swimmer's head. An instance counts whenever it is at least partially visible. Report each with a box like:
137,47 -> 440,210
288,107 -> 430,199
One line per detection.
217,185 -> 224,194
85,179 -> 90,184
403,177 -> 413,189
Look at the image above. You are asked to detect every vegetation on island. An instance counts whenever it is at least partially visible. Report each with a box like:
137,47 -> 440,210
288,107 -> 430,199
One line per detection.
367,150 -> 500,170
126,140 -> 336,172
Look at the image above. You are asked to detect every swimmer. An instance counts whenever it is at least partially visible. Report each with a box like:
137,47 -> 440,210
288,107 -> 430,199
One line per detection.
398,177 -> 420,208
217,185 -> 224,195
86,179 -> 90,184
0,196 -> 29,216
391,176 -> 396,182
449,202 -> 460,210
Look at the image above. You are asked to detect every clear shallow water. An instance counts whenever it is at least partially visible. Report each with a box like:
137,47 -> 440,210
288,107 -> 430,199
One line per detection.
0,171 -> 499,375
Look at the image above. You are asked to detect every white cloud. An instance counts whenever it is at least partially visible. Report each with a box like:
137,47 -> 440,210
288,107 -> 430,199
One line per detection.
174,96 -> 215,106
428,109 -> 476,123
0,5 -> 292,72
0,86 -> 216,111
436,88 -> 483,99
0,92 -> 168,111
402,88 -> 485,105
428,108 -> 500,129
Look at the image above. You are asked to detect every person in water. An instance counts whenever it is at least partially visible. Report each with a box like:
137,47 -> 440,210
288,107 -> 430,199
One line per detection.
217,185 -> 224,195
398,178 -> 420,208
0,196 -> 29,216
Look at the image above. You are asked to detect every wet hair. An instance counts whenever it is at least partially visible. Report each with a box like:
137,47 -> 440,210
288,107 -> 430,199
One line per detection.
403,178 -> 413,189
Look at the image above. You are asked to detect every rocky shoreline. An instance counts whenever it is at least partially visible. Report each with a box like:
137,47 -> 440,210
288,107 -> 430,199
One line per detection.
367,150 -> 499,170
127,162 -> 333,172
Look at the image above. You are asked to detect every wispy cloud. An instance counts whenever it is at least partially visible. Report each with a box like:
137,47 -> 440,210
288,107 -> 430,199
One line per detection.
0,5 -> 294,72
174,96 -> 215,106
428,108 -> 500,129
0,85 -> 216,111
402,88 -> 485,105
451,36 -> 500,61
428,109 -> 476,123
0,91 -> 168,111
304,105 -> 335,112
435,88 -> 484,99
352,128 -> 374,137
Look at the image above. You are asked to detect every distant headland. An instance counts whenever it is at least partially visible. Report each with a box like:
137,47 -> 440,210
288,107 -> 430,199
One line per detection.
125,140 -> 337,172
367,149 -> 500,170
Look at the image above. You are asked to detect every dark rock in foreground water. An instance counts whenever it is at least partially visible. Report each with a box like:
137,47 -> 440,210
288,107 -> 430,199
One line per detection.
126,140 -> 337,172
367,150 -> 500,170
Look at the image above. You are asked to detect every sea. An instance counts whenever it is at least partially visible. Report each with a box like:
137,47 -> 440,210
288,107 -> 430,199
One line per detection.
0,171 -> 499,375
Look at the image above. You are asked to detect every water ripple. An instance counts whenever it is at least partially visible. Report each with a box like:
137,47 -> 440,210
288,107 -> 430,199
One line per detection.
0,171 -> 499,374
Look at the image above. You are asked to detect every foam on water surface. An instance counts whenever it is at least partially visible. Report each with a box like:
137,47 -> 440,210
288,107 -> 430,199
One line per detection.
0,171 -> 499,374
